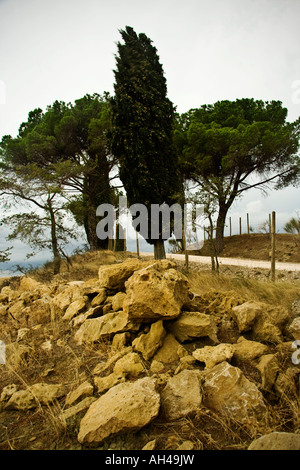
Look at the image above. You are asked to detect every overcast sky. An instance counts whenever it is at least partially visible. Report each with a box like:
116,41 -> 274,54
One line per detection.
0,0 -> 300,265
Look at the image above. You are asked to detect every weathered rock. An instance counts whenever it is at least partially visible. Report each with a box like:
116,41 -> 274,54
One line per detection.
193,343 -> 234,369
231,301 -> 259,333
52,285 -> 83,314
5,383 -> 65,411
151,333 -> 188,366
232,337 -> 269,362
65,381 -> 94,407
248,432 -> 300,450
232,301 -> 290,343
98,258 -> 151,291
255,354 -> 279,391
0,384 -> 19,402
111,332 -> 130,350
110,292 -> 126,312
92,347 -> 133,376
203,362 -> 267,422
19,277 -> 43,292
63,297 -> 88,321
94,373 -> 125,394
74,311 -> 140,344
113,352 -> 145,377
133,320 -> 167,360
8,299 -> 25,322
91,289 -> 107,307
142,439 -> 157,450
167,311 -> 217,343
77,377 -> 160,446
61,397 -> 97,421
160,369 -> 203,421
123,263 -> 191,321
286,317 -> 300,340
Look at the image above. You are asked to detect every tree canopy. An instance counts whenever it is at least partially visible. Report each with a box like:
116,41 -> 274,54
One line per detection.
110,26 -> 182,258
175,98 -> 300,252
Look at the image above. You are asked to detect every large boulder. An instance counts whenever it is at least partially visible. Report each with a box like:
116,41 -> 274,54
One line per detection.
167,311 -> 217,343
203,361 -> 267,423
77,377 -> 160,446
123,262 -> 191,321
248,432 -> 300,450
232,301 -> 290,343
160,369 -> 203,421
98,258 -> 151,291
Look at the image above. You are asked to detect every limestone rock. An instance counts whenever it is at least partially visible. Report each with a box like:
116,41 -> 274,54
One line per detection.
232,337 -> 269,362
248,432 -> 300,450
65,381 -> 94,407
203,361 -> 267,422
0,384 -> 19,402
113,352 -> 145,377
61,397 -> 97,421
231,301 -> 259,333
193,343 -> 234,369
5,383 -> 65,411
94,373 -> 126,394
160,369 -> 203,421
123,264 -> 190,321
286,317 -> 300,340
111,292 -> 126,312
77,377 -> 160,446
152,333 -> 188,366
98,258 -> 151,291
63,297 -> 88,321
133,320 -> 167,360
19,277 -> 43,292
167,311 -> 217,343
255,354 -> 279,391
74,311 -> 140,344
91,289 -> 107,307
52,285 -> 83,314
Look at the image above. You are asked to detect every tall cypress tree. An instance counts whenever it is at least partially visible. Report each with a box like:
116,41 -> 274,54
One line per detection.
111,26 -> 181,259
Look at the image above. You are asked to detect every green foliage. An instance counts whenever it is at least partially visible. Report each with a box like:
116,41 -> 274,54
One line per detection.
0,93 -> 116,251
176,99 -> 300,252
0,247 -> 12,263
110,26 -> 182,249
284,214 -> 300,234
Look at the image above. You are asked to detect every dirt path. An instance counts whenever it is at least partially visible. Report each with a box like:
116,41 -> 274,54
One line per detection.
140,252 -> 300,272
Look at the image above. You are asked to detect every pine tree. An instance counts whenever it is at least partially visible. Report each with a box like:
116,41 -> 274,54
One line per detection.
111,26 -> 181,259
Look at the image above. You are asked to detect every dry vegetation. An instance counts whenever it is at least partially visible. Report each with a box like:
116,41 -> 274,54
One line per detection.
0,249 -> 299,451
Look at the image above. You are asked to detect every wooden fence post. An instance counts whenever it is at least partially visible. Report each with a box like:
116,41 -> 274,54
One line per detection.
239,217 -> 242,235
229,217 -> 232,237
271,211 -> 276,281
247,213 -> 250,234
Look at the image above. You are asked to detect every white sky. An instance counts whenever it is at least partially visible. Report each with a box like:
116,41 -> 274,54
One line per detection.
0,0 -> 300,263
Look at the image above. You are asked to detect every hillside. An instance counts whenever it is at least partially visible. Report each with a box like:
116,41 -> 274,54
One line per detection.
197,233 -> 300,263
0,251 -> 299,451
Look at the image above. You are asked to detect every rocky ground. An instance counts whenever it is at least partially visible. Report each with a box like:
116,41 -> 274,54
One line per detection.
0,252 -> 299,451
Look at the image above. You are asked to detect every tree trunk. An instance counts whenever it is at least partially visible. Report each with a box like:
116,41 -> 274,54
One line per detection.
215,207 -> 228,254
154,239 -> 166,260
48,198 -> 61,275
